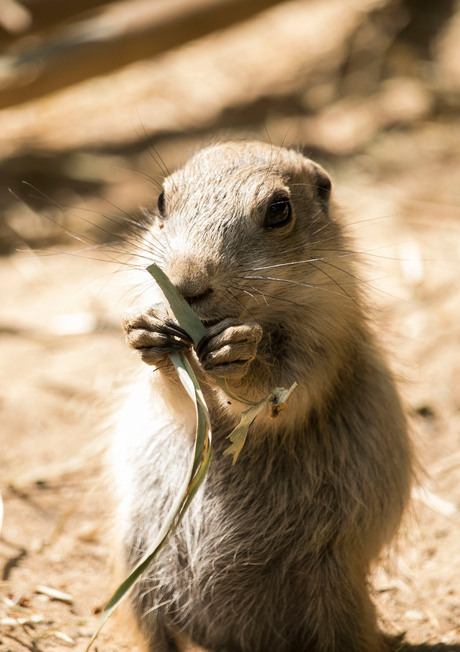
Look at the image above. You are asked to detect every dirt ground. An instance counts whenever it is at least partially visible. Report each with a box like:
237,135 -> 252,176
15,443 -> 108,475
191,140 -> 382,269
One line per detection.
1,118 -> 460,652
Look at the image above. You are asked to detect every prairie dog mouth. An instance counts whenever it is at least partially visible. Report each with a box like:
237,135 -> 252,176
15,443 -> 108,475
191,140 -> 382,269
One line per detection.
200,317 -> 223,328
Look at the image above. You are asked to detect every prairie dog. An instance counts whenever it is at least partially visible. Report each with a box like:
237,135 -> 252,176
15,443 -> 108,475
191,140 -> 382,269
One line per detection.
111,141 -> 412,652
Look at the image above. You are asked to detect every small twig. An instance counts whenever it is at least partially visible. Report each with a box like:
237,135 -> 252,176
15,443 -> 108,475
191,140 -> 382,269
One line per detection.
1,614 -> 44,627
2,632 -> 43,652
36,585 -> 73,605
2,547 -> 27,581
412,484 -> 458,518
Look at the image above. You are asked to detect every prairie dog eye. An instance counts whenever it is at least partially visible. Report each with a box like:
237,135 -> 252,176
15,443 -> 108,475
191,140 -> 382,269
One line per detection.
264,194 -> 292,229
157,191 -> 166,218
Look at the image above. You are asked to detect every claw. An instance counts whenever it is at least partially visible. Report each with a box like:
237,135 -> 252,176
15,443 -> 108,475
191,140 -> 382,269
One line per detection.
196,334 -> 209,360
195,320 -> 262,379
159,321 -> 193,347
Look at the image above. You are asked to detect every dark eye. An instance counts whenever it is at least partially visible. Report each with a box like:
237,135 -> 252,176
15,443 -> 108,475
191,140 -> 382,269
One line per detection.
264,194 -> 292,229
157,191 -> 165,218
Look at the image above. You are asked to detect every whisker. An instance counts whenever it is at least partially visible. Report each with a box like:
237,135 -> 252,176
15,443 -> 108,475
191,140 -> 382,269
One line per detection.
232,283 -> 261,307
125,279 -> 159,307
319,259 -> 408,304
244,275 -> 360,302
241,283 -> 305,308
18,181 -> 163,263
227,287 -> 258,321
250,253 -> 353,272
133,110 -> 174,183
121,162 -> 164,193
307,261 -> 363,310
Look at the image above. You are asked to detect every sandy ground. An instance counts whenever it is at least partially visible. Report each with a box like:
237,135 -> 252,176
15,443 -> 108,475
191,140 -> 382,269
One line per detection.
1,125 -> 460,651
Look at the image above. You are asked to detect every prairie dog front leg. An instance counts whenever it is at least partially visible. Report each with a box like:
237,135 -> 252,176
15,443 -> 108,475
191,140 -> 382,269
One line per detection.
196,318 -> 263,379
123,306 -> 192,369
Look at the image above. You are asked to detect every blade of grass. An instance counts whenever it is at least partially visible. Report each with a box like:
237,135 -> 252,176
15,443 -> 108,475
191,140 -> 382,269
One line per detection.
86,350 -> 211,651
147,263 -> 206,346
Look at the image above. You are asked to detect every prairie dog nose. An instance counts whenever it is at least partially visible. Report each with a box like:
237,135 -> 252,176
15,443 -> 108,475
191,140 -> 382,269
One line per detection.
167,255 -> 214,304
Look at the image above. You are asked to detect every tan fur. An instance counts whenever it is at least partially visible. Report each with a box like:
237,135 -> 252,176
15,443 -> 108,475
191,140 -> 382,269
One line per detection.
111,142 -> 413,652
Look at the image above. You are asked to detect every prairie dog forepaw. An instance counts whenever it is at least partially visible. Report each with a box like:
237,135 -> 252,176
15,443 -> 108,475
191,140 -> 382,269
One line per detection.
122,306 -> 192,366
196,318 -> 263,379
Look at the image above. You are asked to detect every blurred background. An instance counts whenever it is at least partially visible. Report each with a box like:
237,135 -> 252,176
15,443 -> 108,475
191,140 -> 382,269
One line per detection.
0,0 -> 458,252
0,1 -> 459,650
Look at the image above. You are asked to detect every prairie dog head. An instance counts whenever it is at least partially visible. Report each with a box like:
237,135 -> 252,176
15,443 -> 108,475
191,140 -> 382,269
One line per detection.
142,141 -> 356,330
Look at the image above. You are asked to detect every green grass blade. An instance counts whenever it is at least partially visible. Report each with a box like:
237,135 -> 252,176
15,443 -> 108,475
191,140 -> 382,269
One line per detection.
147,263 -> 206,346
86,348 -> 212,651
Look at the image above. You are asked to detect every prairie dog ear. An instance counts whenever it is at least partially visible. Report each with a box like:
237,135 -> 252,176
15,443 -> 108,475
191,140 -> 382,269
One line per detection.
312,162 -> 332,206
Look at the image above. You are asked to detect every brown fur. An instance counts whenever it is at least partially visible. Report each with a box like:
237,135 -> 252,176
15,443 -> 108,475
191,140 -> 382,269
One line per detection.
110,142 -> 413,651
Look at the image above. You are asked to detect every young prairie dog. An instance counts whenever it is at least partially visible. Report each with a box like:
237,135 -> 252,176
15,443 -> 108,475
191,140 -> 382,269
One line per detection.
110,141 -> 413,652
